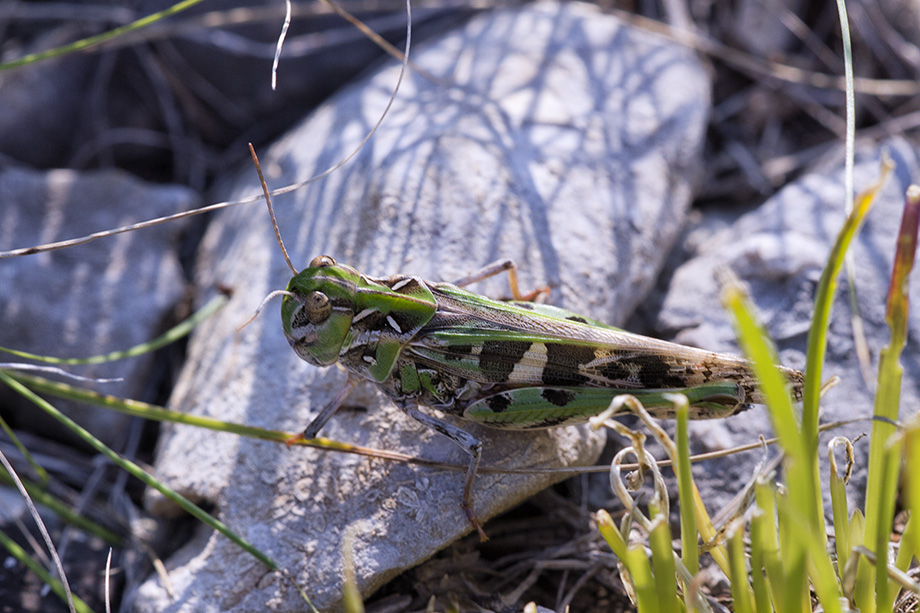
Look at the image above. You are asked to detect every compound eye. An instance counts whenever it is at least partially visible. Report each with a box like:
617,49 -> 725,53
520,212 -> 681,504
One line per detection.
309,255 -> 336,268
304,291 -> 331,323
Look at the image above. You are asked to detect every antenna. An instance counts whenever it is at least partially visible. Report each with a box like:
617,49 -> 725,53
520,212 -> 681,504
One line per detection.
249,143 -> 297,276
237,289 -> 297,332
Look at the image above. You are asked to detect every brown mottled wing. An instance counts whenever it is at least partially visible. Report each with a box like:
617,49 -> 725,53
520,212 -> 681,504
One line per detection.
403,283 -> 802,403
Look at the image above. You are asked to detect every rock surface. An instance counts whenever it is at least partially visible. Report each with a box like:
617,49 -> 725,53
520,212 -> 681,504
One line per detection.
136,2 -> 710,611
655,137 -> 920,515
0,167 -> 195,445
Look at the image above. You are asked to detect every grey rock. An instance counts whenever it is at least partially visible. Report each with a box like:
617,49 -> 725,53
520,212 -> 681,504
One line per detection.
656,137 -> 920,514
0,167 -> 195,446
136,1 -> 710,610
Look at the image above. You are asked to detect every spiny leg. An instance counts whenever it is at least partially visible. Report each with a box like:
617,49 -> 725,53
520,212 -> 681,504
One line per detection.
402,404 -> 489,542
452,259 -> 549,302
285,376 -> 360,445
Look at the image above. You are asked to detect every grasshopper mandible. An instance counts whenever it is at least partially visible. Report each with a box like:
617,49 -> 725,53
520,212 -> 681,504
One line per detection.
278,255 -> 805,541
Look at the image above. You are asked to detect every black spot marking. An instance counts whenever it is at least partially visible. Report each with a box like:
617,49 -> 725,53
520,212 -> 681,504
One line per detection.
542,388 -> 576,407
533,415 -> 576,428
594,355 -> 687,389
566,316 -> 588,324
480,341 -> 530,382
445,344 -> 473,360
514,302 -> 535,310
486,394 -> 513,413
352,309 -> 383,332
542,344 -> 593,386
291,305 -> 311,330
598,358 -> 632,383
634,356 -> 687,388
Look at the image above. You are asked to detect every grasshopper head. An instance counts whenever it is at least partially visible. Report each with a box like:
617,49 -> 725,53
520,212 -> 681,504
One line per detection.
281,255 -> 357,366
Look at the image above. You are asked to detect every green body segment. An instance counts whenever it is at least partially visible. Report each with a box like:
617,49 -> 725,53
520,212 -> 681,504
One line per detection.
281,257 -> 359,366
463,381 -> 748,428
280,256 -> 804,430
282,256 -> 438,383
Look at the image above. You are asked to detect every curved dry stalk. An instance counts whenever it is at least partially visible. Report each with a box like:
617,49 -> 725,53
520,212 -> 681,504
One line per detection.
0,448 -> 76,613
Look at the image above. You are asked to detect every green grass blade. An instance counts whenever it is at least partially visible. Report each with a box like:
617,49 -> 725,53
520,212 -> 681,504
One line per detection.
0,0 -> 206,72
901,416 -> 920,571
597,510 -> 659,610
648,510 -> 680,612
895,514 -> 918,575
674,403 -> 699,576
748,489 -> 774,613
1,370 -> 458,477
0,411 -> 49,483
726,519 -> 754,613
342,527 -> 365,613
872,434 -> 904,610
860,184 -> 920,612
687,479 -> 730,576
0,471 -> 122,545
596,509 -> 629,559
843,509 -> 866,595
0,448 -> 78,613
721,271 -> 818,537
776,506 -> 811,613
754,480 -> 792,610
802,157 -> 892,470
0,370 -> 279,572
0,371 -> 287,441
624,547 -> 659,612
851,511 -> 875,606
776,494 -> 844,613
0,529 -> 93,613
0,293 -> 227,365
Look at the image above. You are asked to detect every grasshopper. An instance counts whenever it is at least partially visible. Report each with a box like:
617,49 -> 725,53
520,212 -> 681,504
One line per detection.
277,255 -> 805,541
244,139 -> 802,542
